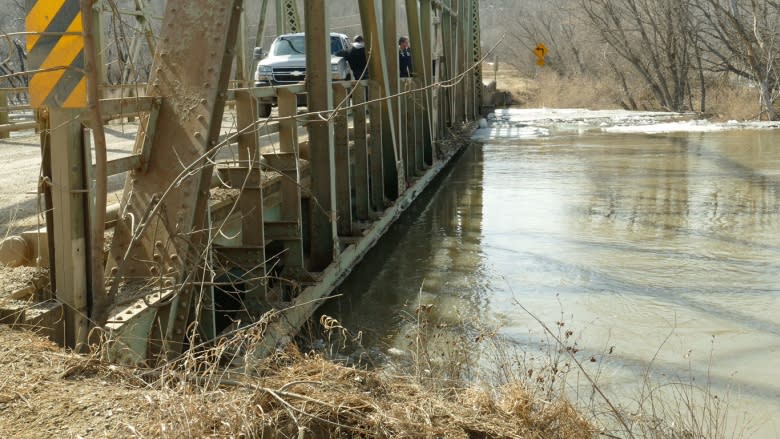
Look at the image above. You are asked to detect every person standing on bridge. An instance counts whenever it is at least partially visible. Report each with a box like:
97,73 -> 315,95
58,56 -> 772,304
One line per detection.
399,36 -> 412,77
337,35 -> 368,80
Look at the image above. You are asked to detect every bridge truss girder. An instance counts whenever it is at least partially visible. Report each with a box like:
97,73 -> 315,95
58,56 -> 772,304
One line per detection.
29,0 -> 485,364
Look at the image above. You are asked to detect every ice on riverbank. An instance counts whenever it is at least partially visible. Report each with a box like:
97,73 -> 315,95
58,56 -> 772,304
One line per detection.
472,108 -> 780,140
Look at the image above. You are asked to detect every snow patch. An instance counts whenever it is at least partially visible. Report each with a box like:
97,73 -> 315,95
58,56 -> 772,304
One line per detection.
472,108 -> 780,140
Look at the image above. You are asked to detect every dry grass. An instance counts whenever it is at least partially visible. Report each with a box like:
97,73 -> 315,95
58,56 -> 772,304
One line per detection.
487,64 -> 772,121
702,81 -> 763,121
0,320 -> 595,438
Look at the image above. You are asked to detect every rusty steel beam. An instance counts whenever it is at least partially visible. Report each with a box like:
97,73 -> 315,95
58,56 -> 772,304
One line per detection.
305,0 -> 337,271
275,0 -> 300,35
0,90 -> 8,139
105,0 -> 244,361
46,109 -> 90,350
351,84 -> 370,221
358,0 -> 399,204
333,84 -> 352,236
471,0 -> 483,116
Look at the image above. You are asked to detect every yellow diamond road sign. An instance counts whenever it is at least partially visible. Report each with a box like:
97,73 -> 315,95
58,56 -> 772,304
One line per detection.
534,43 -> 547,67
26,0 -> 86,109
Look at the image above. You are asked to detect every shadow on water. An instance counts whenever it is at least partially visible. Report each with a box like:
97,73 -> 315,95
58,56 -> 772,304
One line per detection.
313,143 -> 486,346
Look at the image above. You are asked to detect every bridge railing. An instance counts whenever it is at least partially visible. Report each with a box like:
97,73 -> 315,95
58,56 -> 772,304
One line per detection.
4,0 -> 485,364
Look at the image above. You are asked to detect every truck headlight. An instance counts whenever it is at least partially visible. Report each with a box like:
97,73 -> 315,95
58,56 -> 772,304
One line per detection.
256,66 -> 273,80
331,64 -> 342,79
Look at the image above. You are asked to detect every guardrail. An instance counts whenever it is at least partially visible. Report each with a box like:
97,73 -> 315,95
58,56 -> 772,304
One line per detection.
0,89 -> 33,138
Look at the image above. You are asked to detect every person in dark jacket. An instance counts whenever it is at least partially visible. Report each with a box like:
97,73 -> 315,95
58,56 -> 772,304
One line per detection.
399,36 -> 412,77
336,35 -> 368,80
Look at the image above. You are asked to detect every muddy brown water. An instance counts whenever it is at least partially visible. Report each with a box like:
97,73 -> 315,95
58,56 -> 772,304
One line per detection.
319,128 -> 780,438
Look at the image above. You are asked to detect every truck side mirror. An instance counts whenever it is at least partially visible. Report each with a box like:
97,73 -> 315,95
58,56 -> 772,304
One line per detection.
253,47 -> 265,60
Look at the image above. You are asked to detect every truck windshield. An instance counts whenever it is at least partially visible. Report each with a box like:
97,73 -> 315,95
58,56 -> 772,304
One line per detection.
272,36 -> 343,56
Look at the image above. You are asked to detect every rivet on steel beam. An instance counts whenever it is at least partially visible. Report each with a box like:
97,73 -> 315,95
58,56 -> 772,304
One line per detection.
170,254 -> 180,263
194,131 -> 202,138
200,99 -> 208,105
197,114 -> 205,121
155,241 -> 164,249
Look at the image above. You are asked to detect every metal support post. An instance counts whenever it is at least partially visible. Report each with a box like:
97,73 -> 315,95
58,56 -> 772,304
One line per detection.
407,0 -> 433,167
383,0 -> 404,199
414,87 -> 425,173
333,84 -> 352,236
276,0 -> 300,35
47,109 -> 90,350
401,84 -> 418,183
264,88 -> 305,277
471,0 -> 483,116
367,82 -> 384,213
0,90 -> 8,139
421,1 -> 435,165
453,0 -> 465,124
440,0 -> 454,129
254,0 -> 270,50
351,84 -> 370,221
358,0 -> 399,204
304,0 -> 337,271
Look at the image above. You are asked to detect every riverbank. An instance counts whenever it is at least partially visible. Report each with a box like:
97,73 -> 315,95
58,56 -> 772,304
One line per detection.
489,64 -> 769,122
0,325 -> 592,438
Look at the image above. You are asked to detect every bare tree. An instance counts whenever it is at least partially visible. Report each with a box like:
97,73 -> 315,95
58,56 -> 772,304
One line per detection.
580,0 -> 696,112
692,0 -> 780,120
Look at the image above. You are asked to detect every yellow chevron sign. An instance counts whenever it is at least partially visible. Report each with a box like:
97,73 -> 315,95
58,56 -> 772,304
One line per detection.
26,0 -> 86,108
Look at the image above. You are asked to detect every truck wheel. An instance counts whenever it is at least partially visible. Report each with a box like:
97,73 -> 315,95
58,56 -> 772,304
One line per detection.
258,103 -> 272,118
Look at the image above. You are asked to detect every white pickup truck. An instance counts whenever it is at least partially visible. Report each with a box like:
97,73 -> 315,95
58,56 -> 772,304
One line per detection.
253,32 -> 352,117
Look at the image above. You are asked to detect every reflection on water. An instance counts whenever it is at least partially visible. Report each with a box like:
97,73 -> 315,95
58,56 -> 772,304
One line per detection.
318,129 -> 780,438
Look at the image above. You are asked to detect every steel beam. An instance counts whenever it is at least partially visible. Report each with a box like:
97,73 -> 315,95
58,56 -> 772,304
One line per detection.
441,0 -> 454,129
47,109 -> 90,350
471,0 -> 483,116
0,91 -> 8,139
367,82 -> 384,212
275,0 -> 300,35
383,0 -> 403,199
105,0 -> 244,360
406,0 -> 433,167
358,0 -> 399,203
304,0 -> 337,271
351,84 -> 370,221
267,88 -> 305,276
333,84 -> 352,236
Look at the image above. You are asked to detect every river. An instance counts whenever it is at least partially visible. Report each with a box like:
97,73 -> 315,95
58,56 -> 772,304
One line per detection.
317,109 -> 780,438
